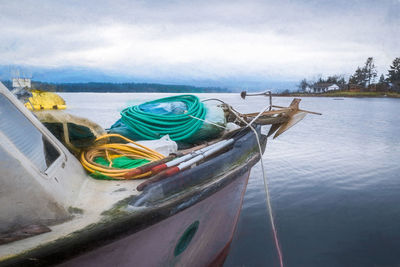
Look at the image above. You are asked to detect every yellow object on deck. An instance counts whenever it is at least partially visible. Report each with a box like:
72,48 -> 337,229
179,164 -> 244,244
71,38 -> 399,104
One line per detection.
80,134 -> 165,180
24,90 -> 66,110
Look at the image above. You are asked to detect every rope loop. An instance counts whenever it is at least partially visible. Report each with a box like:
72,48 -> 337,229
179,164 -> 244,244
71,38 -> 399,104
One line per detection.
121,95 -> 206,141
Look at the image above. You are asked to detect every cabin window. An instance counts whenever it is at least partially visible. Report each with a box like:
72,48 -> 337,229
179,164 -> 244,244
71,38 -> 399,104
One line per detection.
0,94 -> 60,172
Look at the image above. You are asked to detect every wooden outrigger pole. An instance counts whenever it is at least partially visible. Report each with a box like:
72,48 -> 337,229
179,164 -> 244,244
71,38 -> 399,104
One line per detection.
224,91 -> 322,139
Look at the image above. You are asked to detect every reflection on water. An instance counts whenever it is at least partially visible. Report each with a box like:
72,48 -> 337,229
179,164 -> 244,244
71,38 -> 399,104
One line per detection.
60,93 -> 400,267
225,96 -> 400,267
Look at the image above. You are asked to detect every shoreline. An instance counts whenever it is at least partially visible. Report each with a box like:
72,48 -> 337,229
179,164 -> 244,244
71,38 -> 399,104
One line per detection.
273,91 -> 400,98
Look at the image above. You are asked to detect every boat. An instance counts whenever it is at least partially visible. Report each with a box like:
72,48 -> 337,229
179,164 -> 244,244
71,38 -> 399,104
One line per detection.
11,78 -> 67,111
23,90 -> 67,111
0,82 -> 319,266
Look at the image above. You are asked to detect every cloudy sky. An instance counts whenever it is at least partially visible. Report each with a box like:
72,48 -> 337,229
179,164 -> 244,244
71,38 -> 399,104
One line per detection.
0,0 -> 399,88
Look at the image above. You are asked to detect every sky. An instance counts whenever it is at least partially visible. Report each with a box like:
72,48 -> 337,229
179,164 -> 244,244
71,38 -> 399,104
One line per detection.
0,0 -> 399,89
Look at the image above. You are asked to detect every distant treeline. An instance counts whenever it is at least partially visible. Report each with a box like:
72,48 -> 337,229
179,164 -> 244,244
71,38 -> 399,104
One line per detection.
297,57 -> 400,93
1,80 -> 230,93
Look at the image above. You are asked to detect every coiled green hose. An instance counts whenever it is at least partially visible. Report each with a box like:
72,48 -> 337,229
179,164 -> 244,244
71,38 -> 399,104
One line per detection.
120,95 -> 206,141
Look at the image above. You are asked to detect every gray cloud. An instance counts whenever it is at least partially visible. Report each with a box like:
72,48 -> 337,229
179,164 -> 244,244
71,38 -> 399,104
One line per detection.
0,0 -> 398,85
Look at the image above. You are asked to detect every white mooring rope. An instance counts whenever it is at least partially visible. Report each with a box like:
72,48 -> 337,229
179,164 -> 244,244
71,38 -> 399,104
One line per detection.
230,105 -> 284,267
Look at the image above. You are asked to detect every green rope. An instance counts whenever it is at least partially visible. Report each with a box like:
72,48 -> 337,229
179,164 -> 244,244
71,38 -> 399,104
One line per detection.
120,95 -> 206,141
94,156 -> 150,169
91,156 -> 151,180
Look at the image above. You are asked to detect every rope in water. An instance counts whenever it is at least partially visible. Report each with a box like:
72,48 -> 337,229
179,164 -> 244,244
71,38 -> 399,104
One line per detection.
227,104 -> 284,267
120,95 -> 206,141
80,134 -> 165,179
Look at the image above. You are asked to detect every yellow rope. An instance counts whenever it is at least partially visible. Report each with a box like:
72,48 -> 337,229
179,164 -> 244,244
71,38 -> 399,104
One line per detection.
80,134 -> 165,179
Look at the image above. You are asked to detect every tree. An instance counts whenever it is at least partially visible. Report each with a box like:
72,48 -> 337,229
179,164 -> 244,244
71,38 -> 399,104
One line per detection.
379,74 -> 385,83
325,75 -> 346,87
364,57 -> 377,87
349,67 -> 366,87
387,57 -> 400,91
349,57 -> 377,89
336,77 -> 347,87
297,79 -> 309,92
312,74 -> 346,88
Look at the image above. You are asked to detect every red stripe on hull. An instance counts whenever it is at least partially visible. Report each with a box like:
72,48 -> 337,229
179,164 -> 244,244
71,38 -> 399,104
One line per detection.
209,241 -> 232,267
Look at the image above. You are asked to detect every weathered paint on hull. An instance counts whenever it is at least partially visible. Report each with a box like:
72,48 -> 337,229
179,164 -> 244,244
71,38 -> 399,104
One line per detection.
59,171 -> 251,267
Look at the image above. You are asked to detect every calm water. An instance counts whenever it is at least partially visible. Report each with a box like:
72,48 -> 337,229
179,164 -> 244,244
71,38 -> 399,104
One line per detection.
60,93 -> 400,267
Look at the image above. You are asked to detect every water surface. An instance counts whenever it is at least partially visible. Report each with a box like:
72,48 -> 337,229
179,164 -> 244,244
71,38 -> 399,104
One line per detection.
225,96 -> 400,267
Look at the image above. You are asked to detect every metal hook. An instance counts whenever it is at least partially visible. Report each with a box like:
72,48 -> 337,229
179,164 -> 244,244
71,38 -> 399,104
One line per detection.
240,90 -> 272,111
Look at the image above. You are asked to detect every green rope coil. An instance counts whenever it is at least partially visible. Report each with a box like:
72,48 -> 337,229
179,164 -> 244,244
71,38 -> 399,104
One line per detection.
120,95 -> 206,141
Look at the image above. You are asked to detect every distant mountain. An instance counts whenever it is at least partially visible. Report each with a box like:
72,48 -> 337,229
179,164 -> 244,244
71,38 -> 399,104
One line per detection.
0,64 -> 296,92
1,80 -> 229,93
30,81 -> 229,93
0,65 -> 133,83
